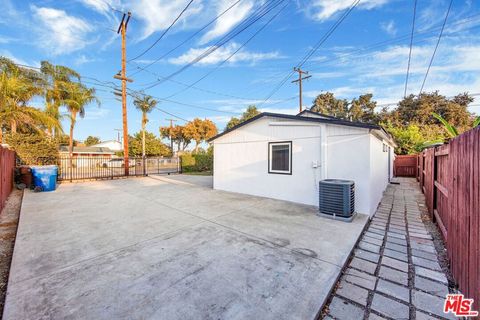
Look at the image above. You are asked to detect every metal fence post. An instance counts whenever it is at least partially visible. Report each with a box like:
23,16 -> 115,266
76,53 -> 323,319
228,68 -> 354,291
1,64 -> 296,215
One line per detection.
143,156 -> 146,176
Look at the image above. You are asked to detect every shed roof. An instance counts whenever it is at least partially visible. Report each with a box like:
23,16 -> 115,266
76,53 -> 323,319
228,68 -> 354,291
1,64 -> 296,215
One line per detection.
209,112 -> 388,142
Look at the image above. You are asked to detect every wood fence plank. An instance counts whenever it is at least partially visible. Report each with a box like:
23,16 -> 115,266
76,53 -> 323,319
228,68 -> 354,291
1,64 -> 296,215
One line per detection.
418,127 -> 479,308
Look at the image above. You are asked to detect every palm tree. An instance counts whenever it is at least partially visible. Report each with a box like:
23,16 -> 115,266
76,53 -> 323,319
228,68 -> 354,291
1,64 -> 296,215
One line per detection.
133,94 -> 157,157
40,61 -> 80,137
63,82 -> 99,160
0,58 -> 60,142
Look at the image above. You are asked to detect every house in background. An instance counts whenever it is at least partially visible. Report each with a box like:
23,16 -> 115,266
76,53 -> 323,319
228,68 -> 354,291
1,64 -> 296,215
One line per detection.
209,110 -> 396,217
90,140 -> 123,152
59,146 -> 115,167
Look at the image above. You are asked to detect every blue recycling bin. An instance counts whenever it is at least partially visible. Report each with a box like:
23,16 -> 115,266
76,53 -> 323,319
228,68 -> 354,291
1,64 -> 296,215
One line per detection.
31,165 -> 58,192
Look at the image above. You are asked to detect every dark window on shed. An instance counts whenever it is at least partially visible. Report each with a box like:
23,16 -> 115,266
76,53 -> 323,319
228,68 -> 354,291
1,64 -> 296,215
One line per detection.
268,142 -> 292,174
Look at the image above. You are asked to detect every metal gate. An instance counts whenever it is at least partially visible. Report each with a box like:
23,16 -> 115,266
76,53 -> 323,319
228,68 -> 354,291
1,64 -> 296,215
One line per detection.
57,156 -> 179,181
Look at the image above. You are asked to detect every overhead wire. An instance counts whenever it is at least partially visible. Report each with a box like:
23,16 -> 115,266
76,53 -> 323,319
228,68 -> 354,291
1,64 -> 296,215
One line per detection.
128,0 -> 196,62
163,1 -> 289,100
404,0 -> 417,98
305,13 -> 480,71
418,0 -> 454,95
140,0 -> 287,91
130,63 -> 263,101
9,62 -> 240,116
129,0 -> 244,77
258,0 -> 360,106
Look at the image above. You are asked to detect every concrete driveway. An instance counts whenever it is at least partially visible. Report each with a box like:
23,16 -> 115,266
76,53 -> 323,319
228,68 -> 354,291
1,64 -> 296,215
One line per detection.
4,175 -> 368,320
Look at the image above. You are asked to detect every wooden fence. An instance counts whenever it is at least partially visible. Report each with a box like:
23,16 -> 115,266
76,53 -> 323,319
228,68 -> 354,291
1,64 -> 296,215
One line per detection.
393,155 -> 417,177
0,146 -> 16,213
416,127 -> 479,310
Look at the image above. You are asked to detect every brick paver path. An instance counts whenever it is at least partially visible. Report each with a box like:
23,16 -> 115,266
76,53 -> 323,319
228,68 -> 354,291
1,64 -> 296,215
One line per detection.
323,178 -> 455,320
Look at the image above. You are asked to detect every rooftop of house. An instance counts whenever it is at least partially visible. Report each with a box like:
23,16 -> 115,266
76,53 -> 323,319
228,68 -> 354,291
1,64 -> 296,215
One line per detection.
208,110 -> 394,144
58,146 -> 115,154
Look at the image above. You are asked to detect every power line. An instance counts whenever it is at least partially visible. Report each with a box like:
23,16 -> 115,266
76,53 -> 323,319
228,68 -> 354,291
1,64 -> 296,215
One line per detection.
404,0 -> 417,98
154,106 -> 190,122
375,92 -> 480,108
129,0 -> 243,77
296,0 -> 360,68
128,0 -> 196,62
126,88 -> 241,115
130,63 -> 263,101
304,12 -> 480,71
141,0 -> 286,90
258,0 -> 359,106
163,2 -> 288,100
419,0 -> 453,95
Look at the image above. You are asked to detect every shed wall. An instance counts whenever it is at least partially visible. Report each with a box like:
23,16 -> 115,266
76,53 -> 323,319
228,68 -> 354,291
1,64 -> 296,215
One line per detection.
368,135 -> 393,215
213,117 -> 394,216
213,117 -> 322,205
325,126 -> 372,215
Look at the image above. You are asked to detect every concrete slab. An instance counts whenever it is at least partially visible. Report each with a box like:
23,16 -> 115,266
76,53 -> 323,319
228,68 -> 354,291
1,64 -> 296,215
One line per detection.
4,176 -> 367,320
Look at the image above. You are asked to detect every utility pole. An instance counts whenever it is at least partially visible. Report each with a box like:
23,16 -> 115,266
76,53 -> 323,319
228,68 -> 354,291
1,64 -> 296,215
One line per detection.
166,118 -> 177,155
114,129 -> 122,142
114,12 -> 133,176
291,67 -> 311,113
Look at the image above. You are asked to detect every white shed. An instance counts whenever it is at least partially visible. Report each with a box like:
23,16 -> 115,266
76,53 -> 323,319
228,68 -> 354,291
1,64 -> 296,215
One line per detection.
209,110 -> 397,217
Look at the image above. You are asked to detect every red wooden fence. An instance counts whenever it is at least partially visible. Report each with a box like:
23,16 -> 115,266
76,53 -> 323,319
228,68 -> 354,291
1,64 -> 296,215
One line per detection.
0,146 -> 15,213
393,155 -> 417,177
416,127 -> 479,310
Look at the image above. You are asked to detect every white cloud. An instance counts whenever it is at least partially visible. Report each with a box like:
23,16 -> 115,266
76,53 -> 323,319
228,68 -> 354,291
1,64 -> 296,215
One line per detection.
74,54 -> 98,65
31,5 -> 93,55
84,108 -> 110,120
380,20 -> 397,36
168,42 -> 281,65
308,0 -> 390,21
313,37 -> 480,112
311,71 -> 346,79
199,0 -> 255,44
0,35 -> 14,44
79,0 -> 114,14
129,0 -> 204,40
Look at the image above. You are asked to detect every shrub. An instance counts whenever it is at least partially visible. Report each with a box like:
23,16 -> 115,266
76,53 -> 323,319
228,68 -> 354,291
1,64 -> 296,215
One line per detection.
180,150 -> 213,173
5,133 -> 59,165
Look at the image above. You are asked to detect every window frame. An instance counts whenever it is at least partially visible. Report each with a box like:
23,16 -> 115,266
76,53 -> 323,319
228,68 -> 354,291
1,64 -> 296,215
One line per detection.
268,141 -> 292,175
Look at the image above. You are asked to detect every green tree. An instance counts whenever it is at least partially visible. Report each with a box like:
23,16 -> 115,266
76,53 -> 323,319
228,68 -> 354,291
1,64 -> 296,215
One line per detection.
225,105 -> 260,130
63,82 -> 99,159
311,92 -> 349,119
383,123 -> 426,155
133,94 -> 157,158
159,124 -> 191,152
128,131 -> 170,157
349,94 -> 378,123
184,118 -> 218,152
392,92 -> 473,129
56,134 -> 77,147
5,133 -> 59,165
40,61 -> 80,137
84,135 -> 101,146
0,57 -> 59,142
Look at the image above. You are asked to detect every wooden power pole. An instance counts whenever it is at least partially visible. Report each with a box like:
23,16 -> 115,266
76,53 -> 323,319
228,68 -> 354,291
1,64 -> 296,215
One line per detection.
114,12 -> 133,176
166,118 -> 177,154
291,67 -> 311,113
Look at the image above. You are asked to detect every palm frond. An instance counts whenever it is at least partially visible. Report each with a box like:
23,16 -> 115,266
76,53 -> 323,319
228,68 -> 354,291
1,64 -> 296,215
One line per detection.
473,116 -> 480,128
432,112 -> 458,137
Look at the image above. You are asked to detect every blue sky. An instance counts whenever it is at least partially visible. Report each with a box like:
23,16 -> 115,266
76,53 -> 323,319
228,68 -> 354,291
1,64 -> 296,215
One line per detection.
1,0 -> 479,142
